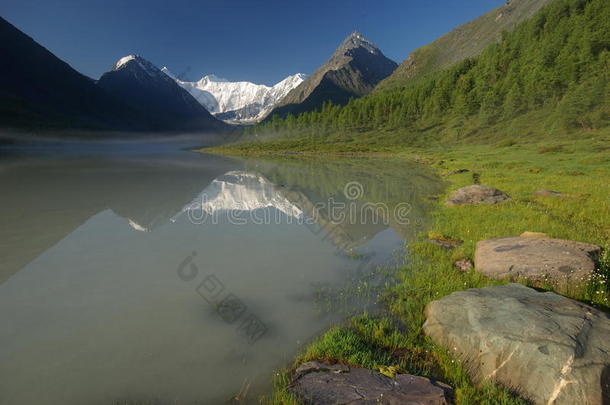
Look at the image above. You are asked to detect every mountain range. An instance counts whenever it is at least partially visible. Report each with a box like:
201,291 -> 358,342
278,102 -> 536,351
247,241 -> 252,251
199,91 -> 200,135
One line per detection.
97,55 -> 226,132
0,16 -> 227,133
1,0 -> 589,135
162,70 -> 306,124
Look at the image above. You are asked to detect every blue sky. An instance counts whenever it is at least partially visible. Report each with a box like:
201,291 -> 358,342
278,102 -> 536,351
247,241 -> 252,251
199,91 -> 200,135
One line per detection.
1,0 -> 505,85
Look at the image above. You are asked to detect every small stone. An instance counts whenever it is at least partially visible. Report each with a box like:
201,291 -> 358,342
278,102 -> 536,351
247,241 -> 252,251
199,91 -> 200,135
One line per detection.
446,185 -> 510,206
443,169 -> 469,176
427,237 -> 463,249
453,258 -> 473,272
291,361 -> 453,405
520,231 -> 548,238
533,189 -> 563,197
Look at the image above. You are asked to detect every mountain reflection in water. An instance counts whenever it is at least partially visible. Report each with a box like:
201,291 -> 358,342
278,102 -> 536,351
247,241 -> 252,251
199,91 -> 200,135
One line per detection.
0,150 -> 441,405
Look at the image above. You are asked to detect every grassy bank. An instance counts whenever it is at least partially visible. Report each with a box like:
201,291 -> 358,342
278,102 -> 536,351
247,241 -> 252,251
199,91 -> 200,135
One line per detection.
207,130 -> 610,404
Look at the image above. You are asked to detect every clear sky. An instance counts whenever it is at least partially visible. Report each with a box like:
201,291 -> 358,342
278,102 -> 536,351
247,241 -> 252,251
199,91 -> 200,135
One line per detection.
1,0 -> 505,85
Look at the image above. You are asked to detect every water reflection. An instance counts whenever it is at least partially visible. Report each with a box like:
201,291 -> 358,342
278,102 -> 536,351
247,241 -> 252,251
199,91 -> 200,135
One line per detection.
0,150 -> 442,404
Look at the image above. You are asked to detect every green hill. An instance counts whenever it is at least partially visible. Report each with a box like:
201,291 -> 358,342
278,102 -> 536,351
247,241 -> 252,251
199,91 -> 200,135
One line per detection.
236,0 -> 609,153
377,0 -> 553,90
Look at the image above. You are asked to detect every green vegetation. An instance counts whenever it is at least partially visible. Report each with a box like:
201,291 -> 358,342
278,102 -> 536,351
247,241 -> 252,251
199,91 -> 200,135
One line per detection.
258,135 -> 610,404
377,0 -> 553,90
213,0 -> 609,155
200,0 -> 610,403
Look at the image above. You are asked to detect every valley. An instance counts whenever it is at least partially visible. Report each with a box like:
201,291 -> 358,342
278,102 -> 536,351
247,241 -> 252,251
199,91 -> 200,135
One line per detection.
0,0 -> 608,404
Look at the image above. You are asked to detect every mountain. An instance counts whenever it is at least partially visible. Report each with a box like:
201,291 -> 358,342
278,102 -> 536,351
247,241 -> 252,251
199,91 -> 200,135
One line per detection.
247,0 -> 609,147
267,32 -> 398,119
97,55 -> 227,131
0,16 -> 147,131
162,70 -> 306,123
377,0 -> 553,89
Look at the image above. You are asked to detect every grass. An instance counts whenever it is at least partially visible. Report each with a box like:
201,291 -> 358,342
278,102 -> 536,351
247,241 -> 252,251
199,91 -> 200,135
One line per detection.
205,128 -> 610,404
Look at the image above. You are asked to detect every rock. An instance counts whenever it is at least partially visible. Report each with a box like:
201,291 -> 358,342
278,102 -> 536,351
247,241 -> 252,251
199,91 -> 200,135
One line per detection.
520,231 -> 548,238
446,185 -> 510,206
423,283 -> 610,405
453,258 -> 473,272
533,189 -> 563,197
443,169 -> 469,176
475,236 -> 600,284
291,360 -> 453,405
428,237 -> 463,249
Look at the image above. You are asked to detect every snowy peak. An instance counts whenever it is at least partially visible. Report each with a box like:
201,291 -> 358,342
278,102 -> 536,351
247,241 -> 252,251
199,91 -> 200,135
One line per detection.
200,74 -> 228,83
167,71 -> 306,123
337,31 -> 381,55
112,54 -> 172,82
114,55 -> 138,70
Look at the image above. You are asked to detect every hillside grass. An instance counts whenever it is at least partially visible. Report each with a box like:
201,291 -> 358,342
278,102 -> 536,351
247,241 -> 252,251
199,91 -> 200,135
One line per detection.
249,129 -> 610,404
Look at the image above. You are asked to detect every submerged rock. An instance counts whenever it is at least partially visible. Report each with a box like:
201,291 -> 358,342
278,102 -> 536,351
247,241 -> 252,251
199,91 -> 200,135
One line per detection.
291,360 -> 453,404
475,236 -> 600,284
446,185 -> 510,206
423,283 -> 610,405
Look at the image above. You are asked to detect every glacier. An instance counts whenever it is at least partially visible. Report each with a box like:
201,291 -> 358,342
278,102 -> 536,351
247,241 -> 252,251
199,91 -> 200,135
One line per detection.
161,68 -> 306,124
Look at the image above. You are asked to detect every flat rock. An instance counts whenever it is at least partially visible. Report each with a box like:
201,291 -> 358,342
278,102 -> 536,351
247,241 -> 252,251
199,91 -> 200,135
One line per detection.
423,284 -> 610,405
520,231 -> 548,238
291,361 -> 453,405
533,189 -> 564,197
475,236 -> 601,284
446,185 -> 510,206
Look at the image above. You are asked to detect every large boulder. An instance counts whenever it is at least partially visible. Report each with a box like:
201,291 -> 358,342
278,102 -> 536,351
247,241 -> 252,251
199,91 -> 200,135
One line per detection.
446,185 -> 510,206
291,361 -> 453,404
475,236 -> 601,284
423,284 -> 610,405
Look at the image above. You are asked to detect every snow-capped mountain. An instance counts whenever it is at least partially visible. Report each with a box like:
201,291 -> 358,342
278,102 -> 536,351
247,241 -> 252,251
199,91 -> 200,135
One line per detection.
161,68 -> 306,123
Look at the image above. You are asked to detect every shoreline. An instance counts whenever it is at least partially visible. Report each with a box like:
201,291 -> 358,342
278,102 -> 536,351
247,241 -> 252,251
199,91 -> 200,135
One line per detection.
209,136 -> 610,404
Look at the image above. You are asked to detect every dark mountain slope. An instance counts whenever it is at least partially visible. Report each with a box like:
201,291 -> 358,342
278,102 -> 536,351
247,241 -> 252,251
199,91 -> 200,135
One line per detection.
0,16 -> 146,131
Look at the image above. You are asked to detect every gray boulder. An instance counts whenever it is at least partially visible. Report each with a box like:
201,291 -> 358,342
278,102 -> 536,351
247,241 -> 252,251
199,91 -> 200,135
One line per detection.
291,361 -> 453,404
423,283 -> 610,405
475,236 -> 601,284
446,185 -> 510,206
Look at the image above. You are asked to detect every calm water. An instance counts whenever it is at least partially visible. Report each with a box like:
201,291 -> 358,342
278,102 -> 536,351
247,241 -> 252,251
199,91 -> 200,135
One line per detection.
0,139 -> 442,405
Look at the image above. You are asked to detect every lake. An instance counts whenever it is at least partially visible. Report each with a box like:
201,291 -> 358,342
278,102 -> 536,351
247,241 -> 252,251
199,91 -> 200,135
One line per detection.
0,138 -> 442,404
